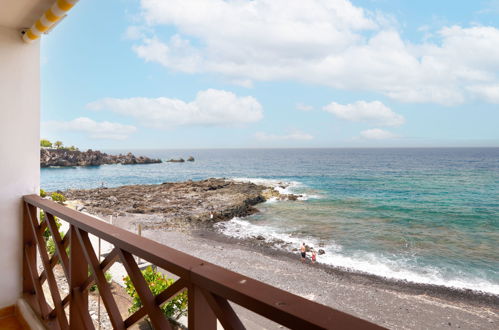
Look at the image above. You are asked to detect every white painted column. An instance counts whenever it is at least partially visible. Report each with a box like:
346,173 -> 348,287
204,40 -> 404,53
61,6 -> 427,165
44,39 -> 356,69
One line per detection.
0,26 -> 40,308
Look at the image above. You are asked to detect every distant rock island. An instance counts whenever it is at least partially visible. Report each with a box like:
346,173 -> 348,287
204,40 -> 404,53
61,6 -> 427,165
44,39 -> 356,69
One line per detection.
167,156 -> 195,163
40,148 -> 162,167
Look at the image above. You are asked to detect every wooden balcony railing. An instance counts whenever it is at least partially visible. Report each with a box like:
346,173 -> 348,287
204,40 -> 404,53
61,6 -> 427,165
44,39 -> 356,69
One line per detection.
22,194 -> 382,329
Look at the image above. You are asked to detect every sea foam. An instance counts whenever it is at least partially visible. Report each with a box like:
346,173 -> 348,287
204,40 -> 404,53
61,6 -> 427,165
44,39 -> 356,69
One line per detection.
230,177 -> 322,201
215,217 -> 499,296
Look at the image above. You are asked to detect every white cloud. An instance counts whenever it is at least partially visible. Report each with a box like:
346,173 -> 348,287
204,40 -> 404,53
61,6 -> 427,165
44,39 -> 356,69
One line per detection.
296,103 -> 314,111
254,131 -> 314,141
130,0 -> 499,105
87,89 -> 263,128
323,100 -> 404,126
467,84 -> 499,103
124,26 -> 151,40
133,35 -> 202,73
42,117 -> 137,140
360,128 -> 397,140
230,78 -> 254,88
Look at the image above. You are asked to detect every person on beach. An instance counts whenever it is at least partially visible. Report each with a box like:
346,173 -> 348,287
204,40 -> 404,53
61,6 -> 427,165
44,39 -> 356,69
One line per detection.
300,242 -> 307,263
311,249 -> 317,264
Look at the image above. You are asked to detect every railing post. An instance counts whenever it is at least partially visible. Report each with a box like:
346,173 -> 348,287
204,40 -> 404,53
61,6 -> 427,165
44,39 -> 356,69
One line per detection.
188,284 -> 217,330
69,225 -> 93,329
22,202 -> 39,313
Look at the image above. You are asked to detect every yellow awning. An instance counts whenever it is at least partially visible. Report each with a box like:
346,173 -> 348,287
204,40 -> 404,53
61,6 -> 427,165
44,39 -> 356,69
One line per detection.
22,0 -> 79,43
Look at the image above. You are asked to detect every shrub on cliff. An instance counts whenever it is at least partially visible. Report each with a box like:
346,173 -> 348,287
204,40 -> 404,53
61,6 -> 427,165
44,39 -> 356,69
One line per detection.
40,189 -> 47,197
40,139 -> 52,148
124,266 -> 187,321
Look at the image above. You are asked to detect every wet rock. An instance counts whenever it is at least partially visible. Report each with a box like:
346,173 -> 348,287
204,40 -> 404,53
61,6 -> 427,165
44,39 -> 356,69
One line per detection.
256,235 -> 265,240
262,189 -> 280,200
187,156 -> 195,161
318,249 -> 325,255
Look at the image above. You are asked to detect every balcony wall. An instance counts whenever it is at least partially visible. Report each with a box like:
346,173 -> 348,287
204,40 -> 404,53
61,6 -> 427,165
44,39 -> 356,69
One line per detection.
0,26 -> 40,308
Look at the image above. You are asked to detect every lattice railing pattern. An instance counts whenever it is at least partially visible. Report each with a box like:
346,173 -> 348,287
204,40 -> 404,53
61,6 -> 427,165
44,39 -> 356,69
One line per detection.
22,194 -> 382,330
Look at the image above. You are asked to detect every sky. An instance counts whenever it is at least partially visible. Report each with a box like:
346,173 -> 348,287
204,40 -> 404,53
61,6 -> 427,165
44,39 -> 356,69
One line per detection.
40,0 -> 499,149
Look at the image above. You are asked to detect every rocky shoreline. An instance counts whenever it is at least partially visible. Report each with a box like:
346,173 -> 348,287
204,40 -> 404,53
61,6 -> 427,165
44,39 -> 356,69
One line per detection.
58,178 -> 498,328
41,148 -> 161,167
62,178 -> 299,230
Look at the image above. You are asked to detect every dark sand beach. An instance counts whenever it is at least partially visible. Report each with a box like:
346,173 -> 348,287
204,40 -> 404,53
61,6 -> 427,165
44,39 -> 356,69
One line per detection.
136,222 -> 498,329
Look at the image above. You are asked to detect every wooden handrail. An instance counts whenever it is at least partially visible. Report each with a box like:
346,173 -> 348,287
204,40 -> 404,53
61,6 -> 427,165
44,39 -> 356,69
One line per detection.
22,194 -> 384,329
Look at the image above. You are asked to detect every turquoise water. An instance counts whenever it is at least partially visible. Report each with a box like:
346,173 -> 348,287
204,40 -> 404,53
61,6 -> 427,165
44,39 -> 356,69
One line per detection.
41,148 -> 499,294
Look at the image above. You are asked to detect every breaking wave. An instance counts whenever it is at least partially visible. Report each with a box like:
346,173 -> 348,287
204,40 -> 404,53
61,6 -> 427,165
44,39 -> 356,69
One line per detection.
215,217 -> 499,295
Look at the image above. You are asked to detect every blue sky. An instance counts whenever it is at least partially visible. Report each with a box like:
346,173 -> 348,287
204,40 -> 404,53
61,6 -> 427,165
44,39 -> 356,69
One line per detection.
41,0 -> 499,149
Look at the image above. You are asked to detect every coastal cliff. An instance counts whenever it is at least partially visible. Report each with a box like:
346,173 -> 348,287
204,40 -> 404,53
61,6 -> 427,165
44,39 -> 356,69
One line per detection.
40,148 -> 161,167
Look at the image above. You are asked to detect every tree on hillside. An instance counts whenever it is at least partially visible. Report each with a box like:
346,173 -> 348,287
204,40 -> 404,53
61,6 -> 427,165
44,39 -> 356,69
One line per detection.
54,141 -> 63,149
40,139 -> 52,148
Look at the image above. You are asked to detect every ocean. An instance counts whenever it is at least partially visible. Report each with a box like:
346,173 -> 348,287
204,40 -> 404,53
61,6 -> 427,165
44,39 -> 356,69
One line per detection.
41,148 -> 499,295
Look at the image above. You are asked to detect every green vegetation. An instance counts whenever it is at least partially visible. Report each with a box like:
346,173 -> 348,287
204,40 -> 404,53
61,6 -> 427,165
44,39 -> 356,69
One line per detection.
41,189 -> 68,204
50,192 -> 66,204
46,235 -> 56,256
43,215 -> 68,260
40,139 -> 78,151
124,266 -> 188,320
46,230 -> 66,257
40,139 -> 52,148
89,270 -> 113,292
40,211 -> 62,239
39,193 -> 66,257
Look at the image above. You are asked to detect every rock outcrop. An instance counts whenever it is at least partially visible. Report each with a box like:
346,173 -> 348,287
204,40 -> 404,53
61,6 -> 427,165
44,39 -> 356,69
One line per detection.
62,178 -> 298,227
40,149 -> 161,167
167,158 -> 185,163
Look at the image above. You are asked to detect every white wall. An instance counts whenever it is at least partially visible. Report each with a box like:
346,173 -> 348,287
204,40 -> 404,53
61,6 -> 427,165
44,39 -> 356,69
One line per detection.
0,26 -> 40,308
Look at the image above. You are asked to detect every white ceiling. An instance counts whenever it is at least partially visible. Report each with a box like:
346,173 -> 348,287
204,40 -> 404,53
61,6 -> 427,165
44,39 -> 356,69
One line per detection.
0,0 -> 55,29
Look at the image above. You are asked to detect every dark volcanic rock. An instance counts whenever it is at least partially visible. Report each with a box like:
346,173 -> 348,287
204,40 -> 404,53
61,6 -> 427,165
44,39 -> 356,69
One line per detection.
62,178 -> 286,227
167,158 -> 185,163
40,149 -> 161,167
187,156 -> 195,162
